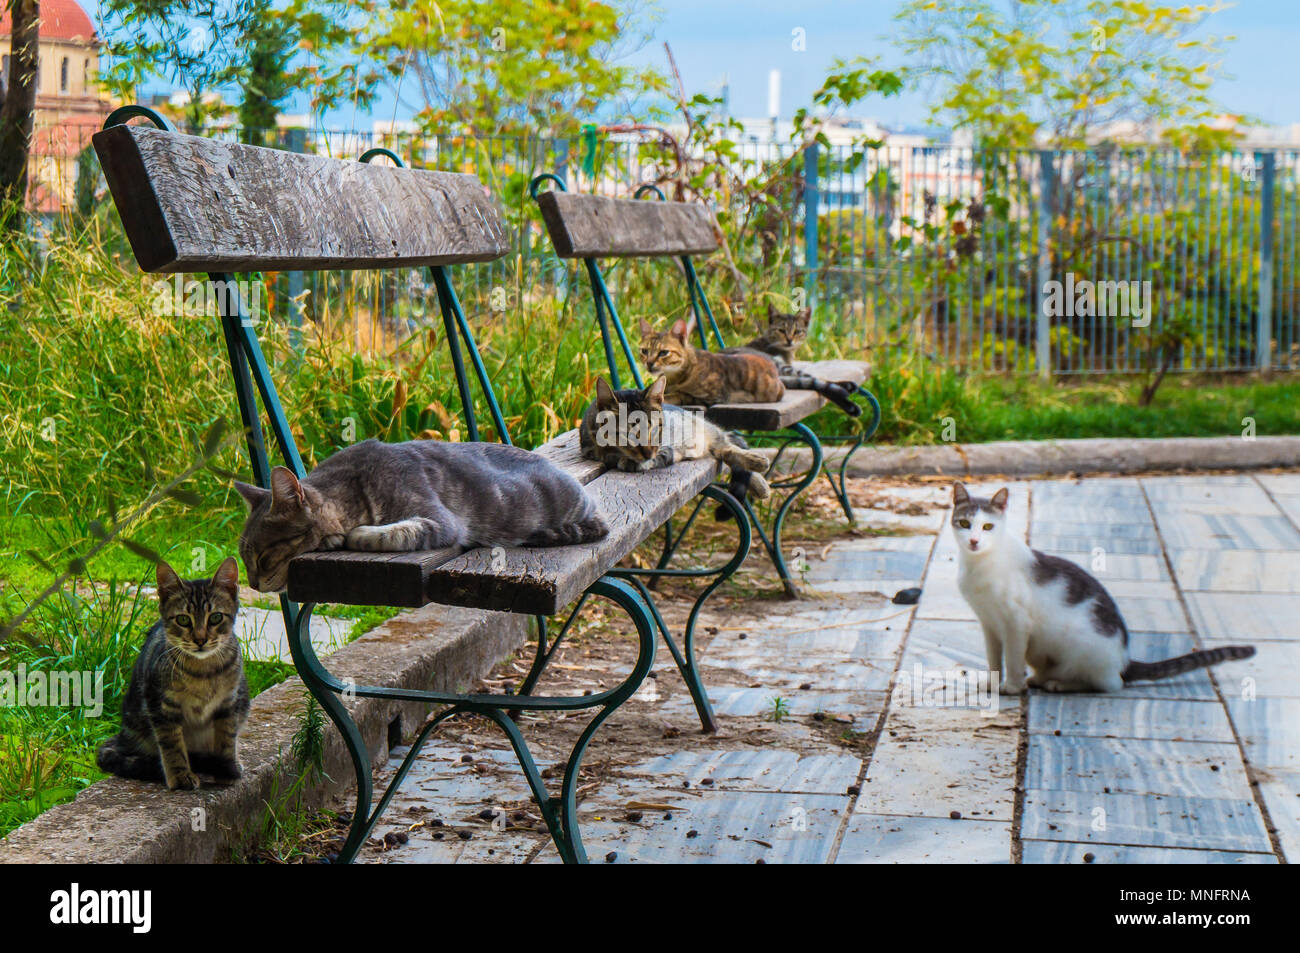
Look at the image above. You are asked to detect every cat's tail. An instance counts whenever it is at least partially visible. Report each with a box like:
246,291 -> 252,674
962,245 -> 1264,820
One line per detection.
1122,645 -> 1255,682
779,372 -> 862,418
96,735 -> 164,782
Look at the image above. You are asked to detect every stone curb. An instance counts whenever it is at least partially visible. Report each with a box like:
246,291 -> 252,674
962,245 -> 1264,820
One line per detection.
0,605 -> 529,864
766,435 -> 1300,478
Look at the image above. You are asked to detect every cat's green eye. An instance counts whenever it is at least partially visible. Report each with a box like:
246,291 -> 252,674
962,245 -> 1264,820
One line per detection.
957,519 -> 970,528
983,523 -> 994,531
174,614 -> 192,628
208,612 -> 225,626
657,350 -> 669,359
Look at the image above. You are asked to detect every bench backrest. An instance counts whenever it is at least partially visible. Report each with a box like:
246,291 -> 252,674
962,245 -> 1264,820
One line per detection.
93,123 -> 508,273
533,177 -> 728,389
96,114 -> 513,511
535,190 -> 718,259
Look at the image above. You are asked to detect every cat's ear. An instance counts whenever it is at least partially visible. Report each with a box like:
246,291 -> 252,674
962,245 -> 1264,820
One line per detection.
156,561 -> 182,600
638,318 -> 654,337
952,482 -> 969,505
234,481 -> 270,509
991,487 -> 1009,511
595,377 -> 617,411
670,318 -> 689,341
796,307 -> 811,325
269,466 -> 305,511
766,301 -> 776,319
213,556 -> 239,594
645,376 -> 667,404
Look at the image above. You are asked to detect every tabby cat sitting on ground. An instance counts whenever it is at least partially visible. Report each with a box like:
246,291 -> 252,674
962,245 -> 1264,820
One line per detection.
638,318 -> 784,407
236,439 -> 607,594
96,558 -> 249,790
725,304 -> 863,417
580,376 -> 771,518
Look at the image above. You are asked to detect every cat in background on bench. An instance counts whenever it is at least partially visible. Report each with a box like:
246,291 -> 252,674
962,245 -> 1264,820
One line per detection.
951,482 -> 1254,694
236,439 -> 608,593
579,376 -> 771,519
97,558 -> 249,790
638,317 -> 784,407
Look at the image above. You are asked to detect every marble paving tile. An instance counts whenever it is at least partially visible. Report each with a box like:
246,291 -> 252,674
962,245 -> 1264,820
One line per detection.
702,656 -> 898,694
1254,473 -> 1300,497
1142,475 -> 1271,504
836,814 -> 1010,863
1149,496 -> 1285,517
659,685 -> 888,722
900,618 -> 987,673
702,619 -> 908,667
1172,549 -> 1300,593
1152,513 -> 1300,551
1273,495 -> 1300,529
1225,697 -> 1300,771
1255,770 -> 1300,862
1113,596 -> 1191,633
1031,520 -> 1160,542
1021,840 -> 1276,864
1026,735 -> 1250,799
534,788 -> 847,864
856,707 -> 1020,821
1021,790 -> 1272,852
1030,534 -> 1163,556
1185,592 -> 1300,642
1217,646 -> 1300,698
1045,551 -> 1171,582
1028,695 -> 1235,742
625,748 -> 862,796
1029,504 -> 1156,524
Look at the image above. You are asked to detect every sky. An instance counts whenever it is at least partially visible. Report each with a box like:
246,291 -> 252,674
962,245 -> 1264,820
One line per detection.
279,0 -> 1300,130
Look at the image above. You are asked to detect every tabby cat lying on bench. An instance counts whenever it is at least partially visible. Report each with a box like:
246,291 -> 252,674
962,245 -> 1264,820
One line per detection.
725,305 -> 862,418
236,439 -> 608,593
579,376 -> 771,519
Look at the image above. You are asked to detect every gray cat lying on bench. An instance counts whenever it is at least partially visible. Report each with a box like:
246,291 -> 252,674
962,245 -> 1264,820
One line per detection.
235,439 -> 608,593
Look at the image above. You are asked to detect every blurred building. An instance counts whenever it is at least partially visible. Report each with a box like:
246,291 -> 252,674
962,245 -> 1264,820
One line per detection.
0,0 -> 112,214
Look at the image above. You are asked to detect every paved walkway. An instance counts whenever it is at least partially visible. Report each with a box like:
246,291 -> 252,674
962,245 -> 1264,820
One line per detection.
359,473 -> 1299,864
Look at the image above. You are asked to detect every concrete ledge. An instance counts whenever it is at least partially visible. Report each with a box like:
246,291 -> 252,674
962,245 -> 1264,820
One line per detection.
0,604 -> 530,864
768,435 -> 1300,478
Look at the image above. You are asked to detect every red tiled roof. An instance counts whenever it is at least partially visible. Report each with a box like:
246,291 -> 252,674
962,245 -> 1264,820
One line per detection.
1,0 -> 96,42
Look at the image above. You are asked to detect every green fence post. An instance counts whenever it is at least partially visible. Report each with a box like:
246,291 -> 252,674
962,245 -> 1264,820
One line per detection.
803,141 -> 820,309
1258,151 -> 1276,371
1035,150 -> 1056,379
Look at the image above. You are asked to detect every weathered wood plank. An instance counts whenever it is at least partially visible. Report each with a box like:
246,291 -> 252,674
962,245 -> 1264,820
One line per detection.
702,389 -> 826,432
93,124 -> 508,273
536,190 -> 718,259
424,457 -> 720,614
287,548 -> 462,608
532,428 -> 605,486
794,359 -> 871,386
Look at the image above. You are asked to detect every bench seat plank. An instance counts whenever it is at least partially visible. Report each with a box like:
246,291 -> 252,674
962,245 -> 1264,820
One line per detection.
536,191 -> 718,259
93,124 -> 508,273
287,454 -> 719,614
531,428 -> 604,485
701,360 -> 871,431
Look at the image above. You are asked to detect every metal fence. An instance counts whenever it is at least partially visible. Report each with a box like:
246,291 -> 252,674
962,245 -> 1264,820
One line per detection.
66,124 -> 1300,377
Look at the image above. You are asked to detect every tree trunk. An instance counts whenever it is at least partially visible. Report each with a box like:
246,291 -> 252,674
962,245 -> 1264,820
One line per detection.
0,0 -> 39,230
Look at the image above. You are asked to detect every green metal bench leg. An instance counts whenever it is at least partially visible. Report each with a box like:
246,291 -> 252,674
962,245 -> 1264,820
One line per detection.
610,484 -> 751,734
822,389 -> 881,525
284,600 -> 375,864
288,577 -> 656,865
750,422 -> 823,598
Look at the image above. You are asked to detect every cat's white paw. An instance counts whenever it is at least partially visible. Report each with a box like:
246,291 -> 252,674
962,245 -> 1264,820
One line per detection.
346,526 -> 387,551
321,534 -> 346,551
1000,680 -> 1026,696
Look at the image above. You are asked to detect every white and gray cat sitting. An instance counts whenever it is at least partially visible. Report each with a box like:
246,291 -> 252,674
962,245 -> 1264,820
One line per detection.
579,377 -> 771,518
951,483 -> 1254,694
236,439 -> 607,593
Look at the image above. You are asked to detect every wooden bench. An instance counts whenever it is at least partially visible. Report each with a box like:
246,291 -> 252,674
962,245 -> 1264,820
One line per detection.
533,178 -> 881,596
93,107 -> 752,864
